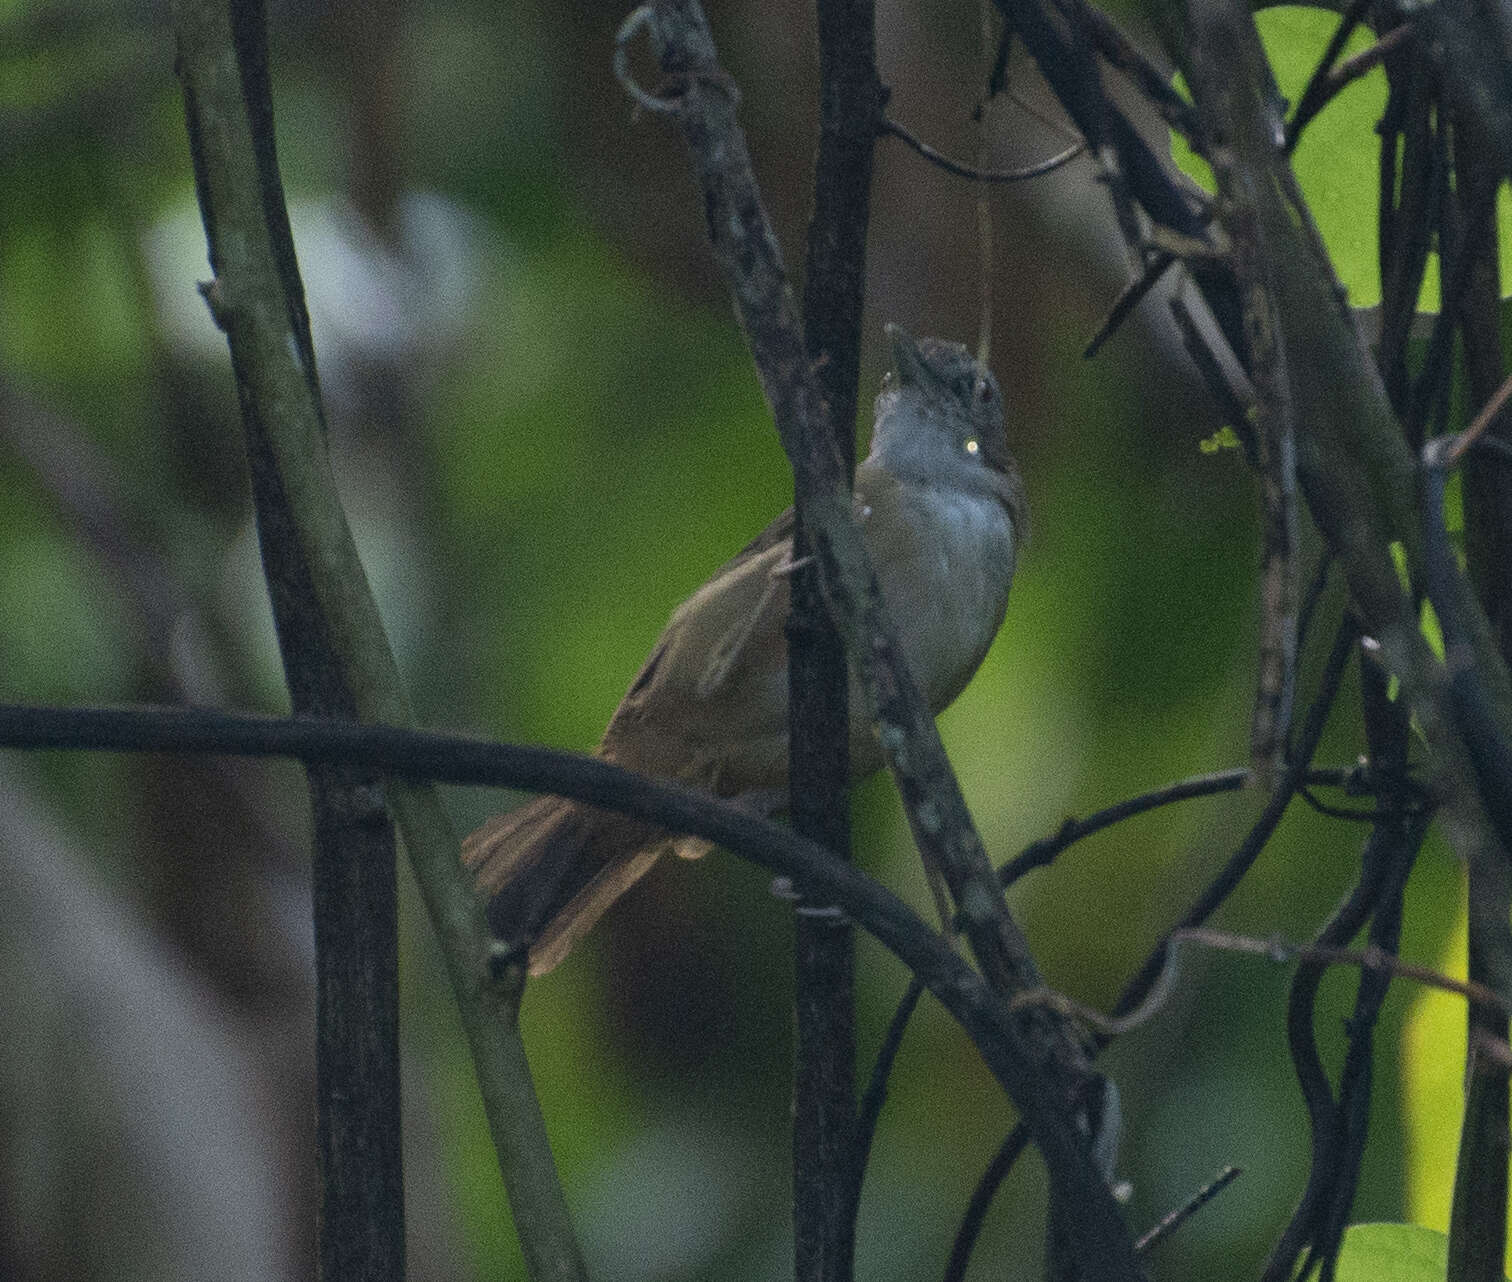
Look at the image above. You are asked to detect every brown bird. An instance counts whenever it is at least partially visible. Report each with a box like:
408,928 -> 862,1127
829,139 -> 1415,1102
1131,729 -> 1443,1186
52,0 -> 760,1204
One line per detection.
464,325 -> 1027,973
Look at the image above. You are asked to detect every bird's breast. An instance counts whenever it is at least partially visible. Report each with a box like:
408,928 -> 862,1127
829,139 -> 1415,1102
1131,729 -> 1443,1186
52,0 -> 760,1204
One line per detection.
862,481 -> 1018,712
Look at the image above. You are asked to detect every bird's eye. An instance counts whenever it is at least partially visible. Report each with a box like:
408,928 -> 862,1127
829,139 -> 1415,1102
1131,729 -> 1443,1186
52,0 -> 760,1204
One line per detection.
964,437 -> 980,457
974,378 -> 994,402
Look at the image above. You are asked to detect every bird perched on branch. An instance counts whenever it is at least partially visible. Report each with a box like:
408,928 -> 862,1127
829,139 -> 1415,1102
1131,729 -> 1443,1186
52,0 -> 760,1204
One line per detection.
464,324 -> 1027,973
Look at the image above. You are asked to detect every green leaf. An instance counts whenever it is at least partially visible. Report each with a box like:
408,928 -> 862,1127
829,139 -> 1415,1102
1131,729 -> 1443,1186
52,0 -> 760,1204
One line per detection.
1334,1223 -> 1456,1282
1198,425 -> 1241,453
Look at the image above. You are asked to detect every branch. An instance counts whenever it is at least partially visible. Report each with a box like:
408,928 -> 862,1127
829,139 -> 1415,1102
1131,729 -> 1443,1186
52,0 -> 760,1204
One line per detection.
169,4 -> 584,1276
792,0 -> 882,1272
942,1127 -> 1033,1282
849,976 -> 924,1226
1112,616 -> 1357,1024
615,6 -> 1140,1273
0,696 -> 1142,1227
879,115 -> 1085,183
999,764 -> 1363,887
1134,1167 -> 1241,1255
175,4 -> 401,1277
1171,927 -> 1511,1015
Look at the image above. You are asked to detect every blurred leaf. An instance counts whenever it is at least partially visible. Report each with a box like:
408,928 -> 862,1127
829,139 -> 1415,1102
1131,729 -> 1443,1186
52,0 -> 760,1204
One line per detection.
1334,1223 -> 1455,1282
1198,425 -> 1240,453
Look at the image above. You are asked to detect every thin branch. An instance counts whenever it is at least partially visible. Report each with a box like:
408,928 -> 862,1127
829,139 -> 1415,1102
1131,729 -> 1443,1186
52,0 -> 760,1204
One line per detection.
1172,928 -> 1511,1015
1111,618 -> 1358,1025
1077,3 -> 1201,143
879,115 -> 1085,183
1283,0 -> 1370,151
1296,788 -> 1397,822
848,976 -> 925,1227
941,1127 -> 1033,1282
1167,292 -> 1256,445
1448,368 -> 1512,465
999,764 -> 1363,886
1135,1167 -> 1242,1255
1085,251 -> 1175,359
990,0 -> 1208,242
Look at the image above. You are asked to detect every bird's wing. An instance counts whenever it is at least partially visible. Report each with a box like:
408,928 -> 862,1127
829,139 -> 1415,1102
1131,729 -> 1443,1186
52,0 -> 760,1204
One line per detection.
603,510 -> 796,779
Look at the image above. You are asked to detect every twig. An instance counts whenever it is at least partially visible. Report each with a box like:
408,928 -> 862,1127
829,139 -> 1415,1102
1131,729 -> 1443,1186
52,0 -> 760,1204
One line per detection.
1406,179 -> 1500,447
1293,554 -> 1335,686
880,115 -> 1085,183
989,0 -> 1209,241
1085,251 -> 1175,359
1295,788 -> 1393,822
941,1127 -> 1033,1282
1077,3 -> 1202,143
1448,369 -> 1512,465
1167,292 -> 1256,448
1283,0 -> 1369,151
1111,617 -> 1358,1025
1171,927 -> 1511,1015
1135,1167 -> 1241,1254
1289,24 -> 1414,153
999,764 -> 1363,886
848,976 -> 925,1227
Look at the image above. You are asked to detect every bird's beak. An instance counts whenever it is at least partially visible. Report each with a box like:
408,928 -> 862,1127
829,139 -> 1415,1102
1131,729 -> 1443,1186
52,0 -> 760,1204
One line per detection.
885,323 -> 931,389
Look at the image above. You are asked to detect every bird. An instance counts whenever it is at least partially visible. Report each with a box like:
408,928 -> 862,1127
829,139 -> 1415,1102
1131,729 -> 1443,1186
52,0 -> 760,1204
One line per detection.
463,324 -> 1028,974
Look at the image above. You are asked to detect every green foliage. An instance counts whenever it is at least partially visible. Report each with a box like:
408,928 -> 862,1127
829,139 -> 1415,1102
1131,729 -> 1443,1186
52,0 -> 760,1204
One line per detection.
1199,425 -> 1241,453
1333,1222 -> 1499,1282
1169,6 -> 1512,313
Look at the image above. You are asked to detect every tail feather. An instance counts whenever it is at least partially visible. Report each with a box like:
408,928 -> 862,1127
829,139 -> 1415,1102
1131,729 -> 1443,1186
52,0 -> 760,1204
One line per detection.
462,796 -> 709,975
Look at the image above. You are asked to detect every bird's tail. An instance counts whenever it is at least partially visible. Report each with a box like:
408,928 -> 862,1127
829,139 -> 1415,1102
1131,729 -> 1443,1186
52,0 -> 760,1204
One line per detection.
462,797 -> 709,975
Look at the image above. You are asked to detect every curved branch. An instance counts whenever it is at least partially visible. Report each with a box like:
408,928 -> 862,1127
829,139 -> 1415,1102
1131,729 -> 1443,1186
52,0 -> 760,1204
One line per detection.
879,115 -> 1085,183
0,696 -> 1120,1229
1111,618 -> 1358,1025
999,764 -> 1363,887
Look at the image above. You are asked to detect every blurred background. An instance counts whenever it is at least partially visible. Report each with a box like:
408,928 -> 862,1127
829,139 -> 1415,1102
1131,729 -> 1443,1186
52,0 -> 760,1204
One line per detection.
0,0 -> 1472,1278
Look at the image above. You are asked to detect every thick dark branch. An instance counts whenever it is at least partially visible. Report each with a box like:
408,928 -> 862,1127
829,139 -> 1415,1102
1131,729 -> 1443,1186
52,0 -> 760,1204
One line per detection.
0,695 -> 1124,1228
791,0 -> 881,1274
617,7 -> 1140,1273
175,4 -> 400,1276
171,1 -> 582,1273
